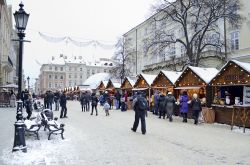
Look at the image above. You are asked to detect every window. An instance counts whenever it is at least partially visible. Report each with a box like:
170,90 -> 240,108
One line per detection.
55,83 -> 58,88
69,74 -> 71,78
55,75 -> 58,79
69,81 -> 72,87
92,70 -> 95,75
104,69 -> 107,73
55,67 -> 58,71
75,74 -> 77,78
231,32 -> 239,51
80,75 -> 82,79
80,68 -> 82,71
60,67 -> 63,71
69,67 -> 72,71
75,67 -> 77,71
49,75 -> 52,79
49,82 -> 52,88
60,75 -> 63,79
49,66 -> 52,70
169,44 -> 176,56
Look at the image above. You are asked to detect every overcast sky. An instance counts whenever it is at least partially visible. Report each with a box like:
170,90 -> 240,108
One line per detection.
7,0 -> 156,85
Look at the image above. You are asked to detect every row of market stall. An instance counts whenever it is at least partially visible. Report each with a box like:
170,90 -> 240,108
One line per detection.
95,60 -> 250,128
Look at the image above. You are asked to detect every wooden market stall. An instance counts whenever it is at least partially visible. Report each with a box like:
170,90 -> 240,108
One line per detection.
105,79 -> 121,107
151,70 -> 182,95
174,66 -> 219,117
210,60 -> 250,127
133,74 -> 157,106
121,77 -> 137,109
96,80 -> 108,94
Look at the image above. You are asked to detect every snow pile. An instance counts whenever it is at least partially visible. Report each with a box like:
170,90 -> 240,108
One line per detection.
213,123 -> 250,135
83,73 -> 110,89
188,66 -> 219,83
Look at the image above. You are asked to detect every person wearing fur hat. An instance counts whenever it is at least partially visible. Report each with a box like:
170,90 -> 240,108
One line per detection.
165,91 -> 176,122
190,93 -> 202,125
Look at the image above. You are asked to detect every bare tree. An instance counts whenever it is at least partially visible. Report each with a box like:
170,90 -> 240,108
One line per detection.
145,0 -> 243,66
111,37 -> 134,82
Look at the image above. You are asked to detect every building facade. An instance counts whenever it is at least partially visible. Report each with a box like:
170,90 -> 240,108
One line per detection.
123,0 -> 250,75
38,55 -> 115,94
0,1 -> 19,86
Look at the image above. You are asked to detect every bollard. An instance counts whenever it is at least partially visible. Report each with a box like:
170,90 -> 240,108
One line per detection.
13,100 -> 27,153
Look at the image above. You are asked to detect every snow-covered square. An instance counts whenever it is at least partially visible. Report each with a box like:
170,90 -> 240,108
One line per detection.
0,101 -> 250,165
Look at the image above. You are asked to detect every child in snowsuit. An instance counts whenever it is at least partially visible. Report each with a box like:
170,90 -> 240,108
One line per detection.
103,101 -> 110,116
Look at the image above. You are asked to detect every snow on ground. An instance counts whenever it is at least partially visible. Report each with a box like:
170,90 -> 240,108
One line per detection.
1,102 -> 250,165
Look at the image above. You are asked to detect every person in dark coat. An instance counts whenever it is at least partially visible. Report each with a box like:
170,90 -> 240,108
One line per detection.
85,91 -> 91,111
190,93 -> 202,125
22,89 -> 29,108
80,92 -> 87,112
115,91 -> 121,109
158,93 -> 166,119
60,91 -> 67,118
131,92 -> 147,135
47,90 -> 54,110
180,91 -> 189,122
91,93 -> 99,116
54,90 -> 60,111
165,92 -> 176,122
26,94 -> 32,119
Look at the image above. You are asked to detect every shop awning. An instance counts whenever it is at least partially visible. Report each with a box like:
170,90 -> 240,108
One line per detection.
132,88 -> 148,91
175,86 -> 201,90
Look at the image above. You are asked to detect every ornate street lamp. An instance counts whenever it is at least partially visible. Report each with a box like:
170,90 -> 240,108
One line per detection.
12,2 -> 29,153
13,2 -> 29,99
27,76 -> 30,92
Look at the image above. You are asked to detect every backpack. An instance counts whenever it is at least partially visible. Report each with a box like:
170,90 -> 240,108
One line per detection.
137,97 -> 148,111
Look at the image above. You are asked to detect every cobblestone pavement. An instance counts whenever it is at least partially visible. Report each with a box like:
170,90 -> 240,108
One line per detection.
0,101 -> 250,165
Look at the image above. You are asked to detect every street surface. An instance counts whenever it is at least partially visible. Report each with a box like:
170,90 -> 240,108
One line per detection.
0,101 -> 250,165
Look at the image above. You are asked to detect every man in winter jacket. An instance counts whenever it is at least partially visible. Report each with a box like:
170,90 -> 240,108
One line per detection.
131,92 -> 147,135
190,93 -> 202,125
60,91 -> 67,118
158,93 -> 166,119
165,92 -> 176,122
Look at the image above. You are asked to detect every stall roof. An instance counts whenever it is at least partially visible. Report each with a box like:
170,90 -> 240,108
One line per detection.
126,77 -> 136,87
140,74 -> 157,86
231,60 -> 250,73
160,70 -> 182,84
188,66 -> 219,84
83,73 -> 110,89
113,82 -> 121,88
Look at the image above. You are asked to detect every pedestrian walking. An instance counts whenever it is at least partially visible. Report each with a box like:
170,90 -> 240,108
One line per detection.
165,92 -> 176,122
60,91 -> 68,118
180,91 -> 189,123
115,91 -> 121,109
54,90 -> 60,111
25,94 -> 32,120
80,92 -> 87,112
47,90 -> 54,110
131,92 -> 148,135
153,91 -> 159,115
158,93 -> 166,119
9,90 -> 16,107
190,93 -> 202,125
91,93 -> 98,116
86,91 -> 91,111
103,101 -> 110,116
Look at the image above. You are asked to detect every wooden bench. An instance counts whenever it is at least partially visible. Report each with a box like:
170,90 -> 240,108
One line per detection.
24,118 -> 42,140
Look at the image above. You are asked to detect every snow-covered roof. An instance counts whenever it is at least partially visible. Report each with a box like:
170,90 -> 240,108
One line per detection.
188,66 -> 219,83
126,77 -> 136,87
160,70 -> 182,84
231,60 -> 250,73
140,74 -> 157,86
113,83 -> 121,88
83,73 -> 110,89
50,57 -> 65,65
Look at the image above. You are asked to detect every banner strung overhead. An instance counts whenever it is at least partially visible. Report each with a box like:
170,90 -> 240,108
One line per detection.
38,32 -> 115,49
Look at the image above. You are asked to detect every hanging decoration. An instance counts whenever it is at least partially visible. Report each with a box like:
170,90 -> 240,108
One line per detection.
38,32 -> 115,49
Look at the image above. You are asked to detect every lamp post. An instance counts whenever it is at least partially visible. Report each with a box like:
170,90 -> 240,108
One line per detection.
14,2 -> 29,100
27,76 -> 30,92
12,2 -> 29,153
